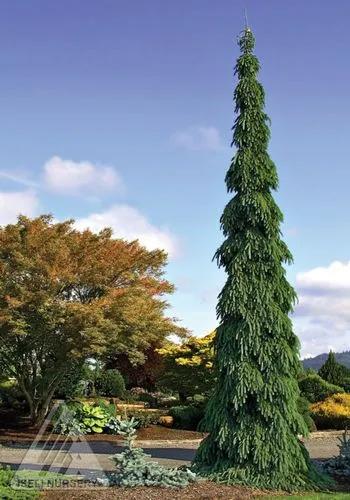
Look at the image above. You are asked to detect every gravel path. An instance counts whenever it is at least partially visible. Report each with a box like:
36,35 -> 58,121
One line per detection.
0,431 -> 342,473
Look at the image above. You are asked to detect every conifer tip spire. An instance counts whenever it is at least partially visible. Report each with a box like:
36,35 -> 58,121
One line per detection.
239,27 -> 255,54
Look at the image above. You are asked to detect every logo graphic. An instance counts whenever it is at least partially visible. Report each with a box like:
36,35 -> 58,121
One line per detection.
11,401 -> 110,490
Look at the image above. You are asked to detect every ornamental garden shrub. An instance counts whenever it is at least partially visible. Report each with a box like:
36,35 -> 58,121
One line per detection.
0,379 -> 25,410
169,405 -> 204,431
55,362 -> 93,399
53,401 -> 119,435
131,389 -> 178,409
135,391 -> 158,408
299,373 -> 344,403
311,393 -> 350,430
317,429 -> 350,479
108,418 -> 196,488
95,369 -> 125,398
52,400 -> 163,434
120,408 -> 163,428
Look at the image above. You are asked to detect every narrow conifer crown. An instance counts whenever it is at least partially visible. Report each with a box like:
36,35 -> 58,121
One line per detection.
239,28 -> 255,54
193,27 -> 329,491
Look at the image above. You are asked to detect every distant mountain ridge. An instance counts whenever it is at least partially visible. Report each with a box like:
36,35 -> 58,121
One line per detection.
302,351 -> 350,371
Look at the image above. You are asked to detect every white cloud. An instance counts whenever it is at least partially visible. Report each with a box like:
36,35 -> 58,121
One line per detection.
171,126 -> 223,151
43,156 -> 122,196
0,190 -> 39,226
75,204 -> 179,257
297,261 -> 350,293
294,261 -> 350,357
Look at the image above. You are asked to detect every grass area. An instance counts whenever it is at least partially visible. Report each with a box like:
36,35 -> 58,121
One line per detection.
2,471 -> 350,499
13,469 -> 79,486
1,467 -> 79,499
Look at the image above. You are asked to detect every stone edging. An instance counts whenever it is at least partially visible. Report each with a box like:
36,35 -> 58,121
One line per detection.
136,430 -> 345,447
134,439 -> 203,447
307,430 -> 344,440
0,430 -> 343,448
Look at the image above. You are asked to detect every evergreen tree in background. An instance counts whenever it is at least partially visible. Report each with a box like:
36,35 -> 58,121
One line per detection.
319,351 -> 350,387
193,28 -> 327,491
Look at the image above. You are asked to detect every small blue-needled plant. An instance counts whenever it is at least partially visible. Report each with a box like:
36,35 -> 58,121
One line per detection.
108,417 -> 196,488
316,428 -> 350,479
338,428 -> 350,463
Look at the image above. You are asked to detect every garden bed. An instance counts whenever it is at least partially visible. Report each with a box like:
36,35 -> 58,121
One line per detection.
40,482 -> 270,499
1,424 -> 346,447
0,424 -> 206,445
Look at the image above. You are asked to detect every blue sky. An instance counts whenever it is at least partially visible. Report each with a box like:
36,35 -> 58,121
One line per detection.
0,1 -> 350,357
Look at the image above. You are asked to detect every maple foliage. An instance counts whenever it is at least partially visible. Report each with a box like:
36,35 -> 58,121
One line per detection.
157,332 -> 215,401
0,215 -> 185,424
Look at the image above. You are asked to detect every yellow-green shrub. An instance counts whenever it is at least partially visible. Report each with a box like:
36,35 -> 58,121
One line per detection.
311,393 -> 350,430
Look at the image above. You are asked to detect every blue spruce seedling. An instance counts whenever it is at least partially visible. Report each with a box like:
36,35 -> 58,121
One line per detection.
109,417 -> 196,488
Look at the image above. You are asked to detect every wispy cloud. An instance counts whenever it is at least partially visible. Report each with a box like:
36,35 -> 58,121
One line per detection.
171,126 -> 223,151
0,171 -> 39,188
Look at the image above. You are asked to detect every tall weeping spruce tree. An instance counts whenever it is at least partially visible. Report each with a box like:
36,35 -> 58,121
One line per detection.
193,28 -> 327,491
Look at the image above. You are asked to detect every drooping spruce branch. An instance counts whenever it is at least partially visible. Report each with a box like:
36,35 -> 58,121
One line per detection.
192,28 -> 329,491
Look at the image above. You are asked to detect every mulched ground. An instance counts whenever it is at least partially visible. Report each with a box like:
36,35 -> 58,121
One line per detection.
40,482 -> 270,499
0,424 -> 204,444
39,481 -> 350,499
0,408 -> 205,443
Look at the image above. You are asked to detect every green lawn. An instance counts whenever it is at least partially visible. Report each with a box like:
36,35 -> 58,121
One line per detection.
1,468 -> 79,499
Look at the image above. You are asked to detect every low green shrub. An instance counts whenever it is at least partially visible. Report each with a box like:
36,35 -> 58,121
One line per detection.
297,396 -> 316,432
52,401 -> 119,435
121,390 -> 138,404
0,466 -> 38,499
55,362 -> 93,399
157,395 -> 179,408
299,373 -> 344,403
53,400 -> 163,435
169,405 -> 204,431
76,403 -> 111,433
0,380 -> 25,409
121,409 -> 163,428
97,399 -> 117,417
186,394 -> 207,406
137,392 -> 158,408
129,388 -> 178,409
95,369 -> 125,398
52,404 -> 85,436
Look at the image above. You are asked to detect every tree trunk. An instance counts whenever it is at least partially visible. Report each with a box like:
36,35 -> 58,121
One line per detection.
19,378 -> 59,427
